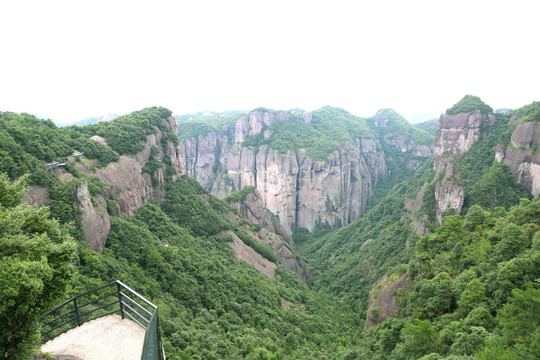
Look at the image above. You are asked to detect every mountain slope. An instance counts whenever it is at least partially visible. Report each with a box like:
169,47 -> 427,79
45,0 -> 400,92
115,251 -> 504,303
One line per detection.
297,96 -> 538,359
1,108 -> 358,359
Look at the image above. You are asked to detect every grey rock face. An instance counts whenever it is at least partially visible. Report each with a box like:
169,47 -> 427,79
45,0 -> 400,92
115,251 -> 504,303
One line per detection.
434,110 -> 494,166
74,181 -> 111,252
428,110 -> 490,224
434,154 -> 464,224
78,117 -> 182,249
181,110 -> 388,233
497,120 -> 540,196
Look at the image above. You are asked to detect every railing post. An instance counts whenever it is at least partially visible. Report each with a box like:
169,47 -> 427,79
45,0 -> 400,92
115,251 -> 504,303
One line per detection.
73,298 -> 81,326
116,281 -> 125,319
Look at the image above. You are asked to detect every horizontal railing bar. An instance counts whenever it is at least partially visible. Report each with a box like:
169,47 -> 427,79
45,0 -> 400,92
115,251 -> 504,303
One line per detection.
116,281 -> 157,310
119,291 -> 153,317
76,299 -> 119,320
42,309 -> 121,342
45,299 -> 119,334
77,290 -> 118,311
46,281 -> 118,315
43,308 -> 76,328
121,301 -> 150,325
42,314 -> 80,337
123,310 -> 147,330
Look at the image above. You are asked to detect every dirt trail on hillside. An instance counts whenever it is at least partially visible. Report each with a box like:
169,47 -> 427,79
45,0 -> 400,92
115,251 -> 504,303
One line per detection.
41,314 -> 145,360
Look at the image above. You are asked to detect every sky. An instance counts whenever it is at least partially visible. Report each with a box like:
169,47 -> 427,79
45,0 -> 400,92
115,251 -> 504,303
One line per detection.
2,0 -> 539,124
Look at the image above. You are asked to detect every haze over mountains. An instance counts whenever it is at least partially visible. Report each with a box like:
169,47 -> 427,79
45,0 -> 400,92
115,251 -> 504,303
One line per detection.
1,96 -> 539,359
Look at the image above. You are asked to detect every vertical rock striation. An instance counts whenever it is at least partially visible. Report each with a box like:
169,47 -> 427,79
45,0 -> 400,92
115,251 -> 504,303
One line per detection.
182,110 -> 388,233
427,109 -> 494,225
74,181 -> 111,252
496,119 -> 540,196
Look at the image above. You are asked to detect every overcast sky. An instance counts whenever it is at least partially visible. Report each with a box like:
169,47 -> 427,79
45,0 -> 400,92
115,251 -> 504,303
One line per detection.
2,0 -> 539,124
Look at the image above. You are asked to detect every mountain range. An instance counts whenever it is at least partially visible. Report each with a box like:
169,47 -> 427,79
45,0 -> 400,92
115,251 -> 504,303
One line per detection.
1,96 -> 539,359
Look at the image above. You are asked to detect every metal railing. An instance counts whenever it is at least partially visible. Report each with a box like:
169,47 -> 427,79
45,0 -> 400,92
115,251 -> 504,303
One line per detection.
41,280 -> 165,360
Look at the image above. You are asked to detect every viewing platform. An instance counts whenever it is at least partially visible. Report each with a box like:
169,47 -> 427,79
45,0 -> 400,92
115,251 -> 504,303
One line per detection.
39,281 -> 164,360
41,315 -> 145,359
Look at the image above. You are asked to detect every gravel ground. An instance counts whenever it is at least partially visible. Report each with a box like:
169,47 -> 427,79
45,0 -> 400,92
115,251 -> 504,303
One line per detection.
41,314 -> 145,360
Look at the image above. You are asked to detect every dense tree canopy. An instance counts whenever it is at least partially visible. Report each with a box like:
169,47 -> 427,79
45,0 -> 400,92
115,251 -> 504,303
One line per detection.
0,174 -> 75,360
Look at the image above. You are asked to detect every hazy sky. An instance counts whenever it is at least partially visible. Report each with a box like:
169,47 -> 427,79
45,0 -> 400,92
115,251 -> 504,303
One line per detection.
2,0 -> 539,124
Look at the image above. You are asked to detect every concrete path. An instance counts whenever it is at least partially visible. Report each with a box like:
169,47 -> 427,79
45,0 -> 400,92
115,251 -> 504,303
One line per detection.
41,314 -> 145,360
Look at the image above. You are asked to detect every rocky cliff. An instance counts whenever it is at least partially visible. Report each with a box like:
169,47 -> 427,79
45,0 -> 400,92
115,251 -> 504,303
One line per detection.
31,115 -> 185,252
74,180 -> 111,252
412,107 -> 497,230
226,187 -> 312,280
182,109 -> 388,233
433,110 -> 495,166
76,118 -> 183,250
495,103 -> 540,196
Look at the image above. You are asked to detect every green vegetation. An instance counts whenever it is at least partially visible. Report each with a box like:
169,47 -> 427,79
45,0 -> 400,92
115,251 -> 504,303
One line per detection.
299,193 -> 539,359
224,186 -> 257,204
0,174 -> 75,359
177,111 -> 246,140
80,106 -> 176,155
415,119 -> 440,136
366,109 -> 434,207
445,95 -> 493,116
2,99 -> 539,359
511,101 -> 540,123
368,109 -> 434,146
456,112 -> 530,211
178,106 -> 373,161
51,174 -> 358,359
241,106 -> 373,161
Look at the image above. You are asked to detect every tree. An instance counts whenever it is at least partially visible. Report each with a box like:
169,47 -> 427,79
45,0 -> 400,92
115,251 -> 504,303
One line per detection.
393,319 -> 436,359
457,279 -> 486,317
498,285 -> 540,350
0,173 -> 75,359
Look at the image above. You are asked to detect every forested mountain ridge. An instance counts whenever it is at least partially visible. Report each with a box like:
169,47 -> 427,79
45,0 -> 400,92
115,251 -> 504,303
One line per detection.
179,106 -> 434,233
297,95 -> 538,359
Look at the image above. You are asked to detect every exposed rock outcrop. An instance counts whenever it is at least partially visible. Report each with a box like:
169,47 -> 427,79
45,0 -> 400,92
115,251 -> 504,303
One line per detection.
24,116 -> 183,252
434,153 -> 464,224
77,119 -> 183,219
227,188 -> 312,280
74,181 -> 111,252
433,110 -> 494,167
23,185 -> 50,207
365,272 -> 410,330
422,110 -> 493,225
227,231 -> 276,279
182,110 -> 388,233
496,120 -> 540,196
368,109 -> 434,173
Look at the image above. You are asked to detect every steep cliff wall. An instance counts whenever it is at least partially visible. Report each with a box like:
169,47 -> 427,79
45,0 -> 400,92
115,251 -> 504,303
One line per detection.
495,104 -> 540,196
38,115 -> 184,252
433,110 -> 494,166
76,120 -> 183,217
413,107 -> 495,229
182,110 -> 388,233
74,180 -> 111,252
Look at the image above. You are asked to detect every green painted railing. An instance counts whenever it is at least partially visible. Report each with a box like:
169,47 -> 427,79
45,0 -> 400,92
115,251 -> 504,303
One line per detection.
41,280 -> 165,360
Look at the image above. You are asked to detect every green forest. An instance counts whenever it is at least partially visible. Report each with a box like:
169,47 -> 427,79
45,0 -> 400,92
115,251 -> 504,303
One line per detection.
1,97 -> 539,360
